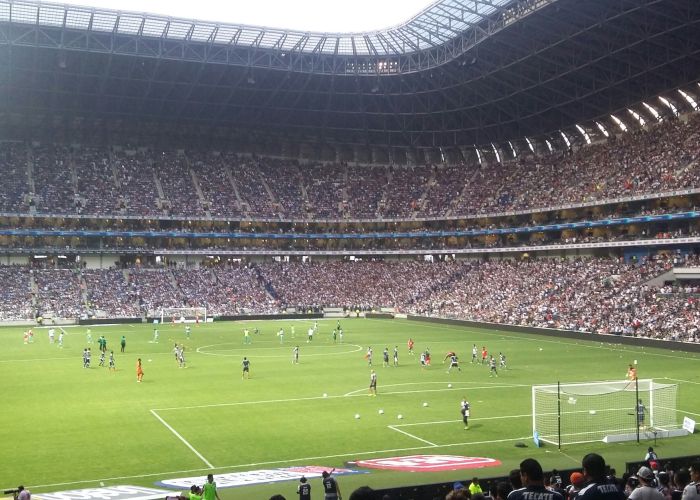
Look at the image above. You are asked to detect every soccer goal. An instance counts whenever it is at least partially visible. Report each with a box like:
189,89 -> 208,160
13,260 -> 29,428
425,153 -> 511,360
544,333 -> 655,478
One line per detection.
160,307 -> 207,324
532,379 -> 683,447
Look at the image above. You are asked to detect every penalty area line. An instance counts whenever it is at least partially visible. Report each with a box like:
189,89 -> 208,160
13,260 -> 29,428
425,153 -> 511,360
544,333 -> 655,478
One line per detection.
149,409 -> 214,469
388,425 -> 437,446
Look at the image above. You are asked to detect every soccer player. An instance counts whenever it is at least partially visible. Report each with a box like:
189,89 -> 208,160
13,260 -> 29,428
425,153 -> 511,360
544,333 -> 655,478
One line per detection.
307,327 -> 314,343
173,343 -> 180,363
338,328 -> 343,343
313,320 -> 319,334
393,346 -> 399,367
627,364 -> 638,381
82,348 -> 89,368
443,351 -> 456,364
58,330 -> 64,348
185,325 -> 191,339
86,348 -> 91,368
369,369 -> 377,396
407,338 -> 414,355
637,399 -> 646,428
86,328 -> 92,344
332,329 -> 337,343
472,344 -> 478,363
425,348 -> 431,366
383,347 -> 389,367
136,358 -> 144,382
461,399 -> 470,429
99,335 -> 107,352
290,325 -> 295,338
481,346 -> 488,364
499,352 -> 507,370
120,335 -> 126,353
297,477 -> 311,500
322,470 -> 341,500
178,346 -> 186,368
99,350 -> 106,367
202,474 -> 221,500
448,354 -> 461,373
48,327 -> 55,344
28,329 -> 34,343
365,346 -> 373,366
293,346 -> 299,364
278,328 -> 284,344
243,328 -> 251,344
242,357 -> 251,379
153,328 -> 160,343
420,351 -> 427,369
108,351 -> 116,371
253,327 -> 260,335
489,355 -> 498,377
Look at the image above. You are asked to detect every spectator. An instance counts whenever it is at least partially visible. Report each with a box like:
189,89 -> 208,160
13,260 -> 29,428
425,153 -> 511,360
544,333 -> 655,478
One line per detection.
579,453 -> 625,500
629,466 -> 664,500
681,462 -> 700,500
508,459 -> 564,500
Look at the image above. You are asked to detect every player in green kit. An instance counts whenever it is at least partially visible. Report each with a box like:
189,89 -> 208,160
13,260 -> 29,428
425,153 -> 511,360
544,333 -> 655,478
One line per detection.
202,474 -> 220,500
120,335 -> 126,353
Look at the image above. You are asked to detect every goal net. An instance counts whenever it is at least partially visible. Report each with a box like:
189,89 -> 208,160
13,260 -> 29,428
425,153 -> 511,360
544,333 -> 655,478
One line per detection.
532,379 -> 679,446
160,307 -> 207,324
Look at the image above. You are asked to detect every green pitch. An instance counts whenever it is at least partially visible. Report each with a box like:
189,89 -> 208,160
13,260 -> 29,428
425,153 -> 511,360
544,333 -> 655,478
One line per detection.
1,318 -> 699,499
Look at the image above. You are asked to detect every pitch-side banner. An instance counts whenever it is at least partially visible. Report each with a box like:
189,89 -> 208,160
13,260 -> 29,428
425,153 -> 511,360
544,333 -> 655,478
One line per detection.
157,466 -> 366,489
36,486 -> 173,500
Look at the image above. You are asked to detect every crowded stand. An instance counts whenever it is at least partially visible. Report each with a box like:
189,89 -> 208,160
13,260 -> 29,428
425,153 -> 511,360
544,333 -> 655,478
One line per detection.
0,266 -> 33,321
31,144 -> 76,214
127,267 -> 183,313
155,151 -> 206,217
0,113 -> 699,220
189,153 -> 244,218
33,269 -> 83,319
82,269 -> 141,318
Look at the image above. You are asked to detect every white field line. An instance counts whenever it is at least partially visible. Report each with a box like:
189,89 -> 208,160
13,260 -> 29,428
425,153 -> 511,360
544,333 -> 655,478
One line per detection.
387,425 -> 437,446
394,413 -> 531,427
149,410 -> 214,469
678,408 -> 700,417
372,318 -> 700,362
196,343 -> 363,358
22,433 -> 532,491
343,381 -> 528,397
662,377 -> 700,385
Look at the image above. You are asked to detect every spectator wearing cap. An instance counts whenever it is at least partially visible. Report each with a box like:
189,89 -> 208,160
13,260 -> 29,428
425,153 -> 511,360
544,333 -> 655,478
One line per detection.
567,472 -> 585,500
682,462 -> 700,500
629,466 -> 664,500
507,458 -> 565,500
579,453 -> 625,500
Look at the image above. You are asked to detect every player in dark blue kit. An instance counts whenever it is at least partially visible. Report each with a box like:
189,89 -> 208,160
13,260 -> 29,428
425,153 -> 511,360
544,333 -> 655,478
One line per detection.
507,458 -> 564,500
241,357 -> 251,379
297,476 -> 311,500
322,470 -> 342,500
578,453 -> 625,500
383,347 -> 390,367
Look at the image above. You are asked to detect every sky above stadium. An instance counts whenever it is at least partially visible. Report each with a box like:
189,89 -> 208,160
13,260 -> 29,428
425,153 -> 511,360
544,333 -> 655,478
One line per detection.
58,0 -> 434,33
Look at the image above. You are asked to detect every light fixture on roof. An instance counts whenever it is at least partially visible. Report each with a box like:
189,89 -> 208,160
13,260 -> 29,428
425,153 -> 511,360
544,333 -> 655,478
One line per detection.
545,139 -> 553,153
642,102 -> 662,122
610,114 -> 628,132
678,89 -> 698,111
508,141 -> 517,158
559,131 -> 570,148
627,108 -> 646,127
575,125 -> 591,144
491,143 -> 501,163
658,96 -> 678,116
525,137 -> 535,153
595,122 -> 609,138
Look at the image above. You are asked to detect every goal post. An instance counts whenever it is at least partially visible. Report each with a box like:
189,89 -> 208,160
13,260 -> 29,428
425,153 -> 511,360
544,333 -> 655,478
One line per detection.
160,307 -> 207,324
532,379 -> 681,447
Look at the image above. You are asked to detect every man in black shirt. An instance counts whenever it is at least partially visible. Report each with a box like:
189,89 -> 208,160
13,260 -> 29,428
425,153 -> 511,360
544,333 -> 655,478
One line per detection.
322,470 -> 342,500
507,458 -> 564,500
297,477 -> 311,500
578,453 -> 625,500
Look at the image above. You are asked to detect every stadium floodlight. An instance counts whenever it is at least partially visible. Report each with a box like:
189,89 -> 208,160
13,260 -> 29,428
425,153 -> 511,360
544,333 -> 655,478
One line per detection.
610,114 -> 628,132
678,89 -> 698,111
508,141 -> 517,158
642,102 -> 662,122
658,96 -> 679,116
628,109 -> 646,127
545,139 -> 553,153
491,143 -> 501,163
559,131 -> 570,148
525,137 -> 535,153
532,379 -> 682,448
474,147 -> 483,164
595,122 -> 609,138
575,125 -> 591,144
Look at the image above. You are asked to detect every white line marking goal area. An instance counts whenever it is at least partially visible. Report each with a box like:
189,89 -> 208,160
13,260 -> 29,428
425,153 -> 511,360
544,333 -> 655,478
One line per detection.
149,410 -> 215,469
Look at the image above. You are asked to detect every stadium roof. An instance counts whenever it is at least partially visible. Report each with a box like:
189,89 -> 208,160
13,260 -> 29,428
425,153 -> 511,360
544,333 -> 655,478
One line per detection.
1,0 -> 699,152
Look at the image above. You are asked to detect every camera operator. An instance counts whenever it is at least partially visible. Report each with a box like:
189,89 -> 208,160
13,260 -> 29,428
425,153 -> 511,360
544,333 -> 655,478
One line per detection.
11,486 -> 30,500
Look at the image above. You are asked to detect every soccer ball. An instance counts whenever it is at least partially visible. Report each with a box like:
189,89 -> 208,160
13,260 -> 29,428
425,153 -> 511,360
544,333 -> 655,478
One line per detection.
539,348 -> 543,351
378,409 -> 384,415
423,402 -> 429,407
589,410 -> 596,415
323,393 -> 328,398
397,414 -> 403,419
148,359 -> 152,362
448,384 -> 453,388
355,414 -> 360,419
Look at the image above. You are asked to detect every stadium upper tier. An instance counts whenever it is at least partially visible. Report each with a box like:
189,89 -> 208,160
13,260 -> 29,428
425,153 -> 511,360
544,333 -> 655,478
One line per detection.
2,254 -> 698,344
1,114 -> 699,221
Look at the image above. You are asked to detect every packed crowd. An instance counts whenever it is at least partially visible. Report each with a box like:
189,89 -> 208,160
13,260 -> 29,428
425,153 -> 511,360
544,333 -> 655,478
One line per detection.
1,254 -> 698,343
1,113 -> 699,220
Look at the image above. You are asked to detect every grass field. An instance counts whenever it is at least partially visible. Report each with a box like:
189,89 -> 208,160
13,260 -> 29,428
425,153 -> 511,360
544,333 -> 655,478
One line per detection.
1,318 -> 699,499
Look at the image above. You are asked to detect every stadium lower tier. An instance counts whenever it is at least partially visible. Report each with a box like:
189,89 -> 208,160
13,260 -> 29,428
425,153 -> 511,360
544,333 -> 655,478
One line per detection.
2,254 -> 699,343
